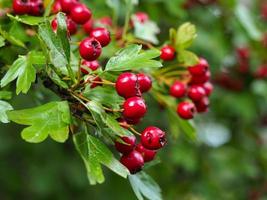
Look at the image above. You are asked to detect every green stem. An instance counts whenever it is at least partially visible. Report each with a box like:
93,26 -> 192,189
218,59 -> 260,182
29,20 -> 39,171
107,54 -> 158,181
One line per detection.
122,0 -> 133,40
66,62 -> 76,83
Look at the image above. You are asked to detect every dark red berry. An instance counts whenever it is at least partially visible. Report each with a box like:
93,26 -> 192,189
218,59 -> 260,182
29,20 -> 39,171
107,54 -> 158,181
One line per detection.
29,0 -> 44,16
123,97 -> 147,120
236,47 -> 250,60
195,97 -> 209,113
83,19 -> 94,34
140,126 -> 166,150
160,45 -> 176,61
59,0 -> 77,13
115,73 -> 140,98
90,77 -> 102,88
13,0 -> 30,15
190,71 -> 210,84
177,101 -> 196,119
51,17 -> 77,35
135,143 -> 157,162
90,27 -> 111,47
79,37 -> 102,61
70,3 -> 92,24
137,73 -> 152,93
188,58 -> 209,76
188,85 -> 206,101
120,150 -> 144,174
203,82 -> 213,96
169,81 -> 186,98
125,117 -> 141,125
52,0 -> 61,14
115,136 -> 136,154
255,65 -> 267,79
134,12 -> 149,23
81,60 -> 100,74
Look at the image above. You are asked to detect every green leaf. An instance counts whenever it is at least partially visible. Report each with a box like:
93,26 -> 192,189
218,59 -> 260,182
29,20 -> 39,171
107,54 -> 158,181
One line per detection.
105,44 -> 162,71
44,0 -> 55,17
0,91 -> 12,100
178,50 -> 199,66
0,35 -> 5,47
7,14 -> 46,26
169,28 -> 176,45
0,26 -> 26,48
0,100 -> 13,123
7,101 -> 70,143
129,172 -> 162,200
176,22 -> 197,49
73,132 -> 129,185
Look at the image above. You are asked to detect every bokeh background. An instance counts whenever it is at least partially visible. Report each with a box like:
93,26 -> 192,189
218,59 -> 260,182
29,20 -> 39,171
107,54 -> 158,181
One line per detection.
1,0 -> 267,199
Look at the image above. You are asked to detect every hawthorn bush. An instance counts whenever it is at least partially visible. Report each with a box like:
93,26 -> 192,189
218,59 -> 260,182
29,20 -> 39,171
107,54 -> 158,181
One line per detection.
0,0 -> 267,199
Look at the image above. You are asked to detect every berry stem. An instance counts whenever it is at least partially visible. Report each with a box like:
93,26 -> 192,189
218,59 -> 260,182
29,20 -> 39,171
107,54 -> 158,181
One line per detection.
129,126 -> 141,136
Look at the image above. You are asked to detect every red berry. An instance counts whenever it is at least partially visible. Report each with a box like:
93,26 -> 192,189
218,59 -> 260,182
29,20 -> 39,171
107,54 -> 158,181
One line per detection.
90,27 -> 111,47
135,143 -> 157,162
98,16 -> 113,27
177,101 -> 196,119
70,3 -> 92,24
79,37 -> 102,61
13,0 -> 30,15
115,73 -> 140,98
195,97 -> 209,113
123,97 -> 147,120
236,47 -> 250,60
81,60 -> 100,74
115,136 -> 136,154
120,150 -> 144,174
59,0 -> 77,13
190,71 -> 211,84
188,85 -> 206,101
125,117 -> 141,125
188,58 -> 209,76
137,73 -> 152,93
52,0 -> 61,14
134,12 -> 149,23
140,126 -> 166,150
203,82 -> 213,96
169,81 -> 186,98
160,45 -> 176,61
51,17 -> 77,35
90,77 -> 102,88
254,65 -> 267,79
83,19 -> 94,34
28,0 -> 44,16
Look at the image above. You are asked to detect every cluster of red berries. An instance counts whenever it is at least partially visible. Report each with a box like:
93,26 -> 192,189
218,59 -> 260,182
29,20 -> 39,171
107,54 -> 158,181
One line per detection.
113,72 -> 166,173
13,0 -> 43,16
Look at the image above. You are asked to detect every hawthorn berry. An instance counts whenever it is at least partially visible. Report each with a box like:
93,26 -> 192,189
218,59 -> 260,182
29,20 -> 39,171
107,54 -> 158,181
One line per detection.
169,81 -> 186,98
115,73 -> 140,98
83,19 -> 94,34
188,58 -> 209,76
123,97 -> 147,120
51,17 -> 77,35
195,97 -> 209,113
79,37 -> 102,61
160,45 -> 176,61
90,77 -> 102,89
81,60 -> 100,74
140,126 -> 166,150
28,0 -> 44,16
188,85 -> 206,101
203,82 -> 213,96
59,0 -> 77,13
90,27 -> 111,47
13,0 -> 30,15
177,101 -> 196,119
190,70 -> 210,84
70,3 -> 92,24
137,73 -> 152,93
52,0 -> 61,14
125,117 -> 141,125
120,150 -> 144,174
115,136 -> 136,154
135,143 -> 157,162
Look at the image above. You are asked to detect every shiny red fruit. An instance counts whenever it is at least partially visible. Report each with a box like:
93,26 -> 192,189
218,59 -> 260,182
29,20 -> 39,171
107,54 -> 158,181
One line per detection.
28,0 -> 44,16
188,85 -> 206,101
79,37 -> 102,61
83,19 -> 94,34
188,58 -> 209,76
115,136 -> 136,154
90,27 -> 111,47
81,60 -> 100,74
70,3 -> 92,24
160,45 -> 176,61
177,101 -> 196,119
13,0 -> 30,15
115,73 -> 140,98
123,97 -> 147,120
59,0 -> 77,13
195,97 -> 209,113
135,144 -> 157,162
137,73 -> 152,93
120,150 -> 144,174
141,126 -> 166,150
51,17 -> 77,35
52,0 -> 61,14
190,71 -> 211,84
203,82 -> 213,96
169,81 -> 186,98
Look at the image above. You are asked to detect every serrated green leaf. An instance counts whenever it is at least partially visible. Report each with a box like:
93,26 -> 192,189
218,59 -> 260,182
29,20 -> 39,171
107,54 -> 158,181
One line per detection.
105,44 -> 162,71
7,14 -> 45,26
178,50 -> 199,66
73,132 -> 129,185
0,35 -> 5,47
176,22 -> 197,49
7,101 -> 70,143
129,172 -> 162,200
0,26 -> 26,48
0,100 -> 13,123
0,91 -> 12,100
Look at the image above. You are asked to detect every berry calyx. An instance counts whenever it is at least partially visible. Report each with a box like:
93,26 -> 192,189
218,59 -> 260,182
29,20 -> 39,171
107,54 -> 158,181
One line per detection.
83,19 -> 94,34
137,73 -> 152,93
70,3 -> 92,24
59,0 -> 77,13
90,27 -> 111,47
120,150 -> 144,174
81,60 -> 100,74
123,97 -> 147,120
169,81 -> 186,98
160,45 -> 176,61
188,58 -> 209,76
140,126 -> 166,150
177,101 -> 196,119
135,143 -> 157,162
188,85 -> 206,101
115,136 -> 136,154
79,37 -> 102,61
115,73 -> 140,98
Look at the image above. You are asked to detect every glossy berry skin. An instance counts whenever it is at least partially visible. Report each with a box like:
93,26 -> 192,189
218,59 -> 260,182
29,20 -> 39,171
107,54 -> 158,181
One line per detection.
190,71 -> 210,84
137,73 -> 152,93
13,0 -> 30,15
115,136 -> 136,154
29,0 -> 44,16
51,17 -> 77,35
188,58 -> 209,76
160,45 -> 176,61
188,85 -> 206,101
90,27 -> 111,47
135,12 -> 149,23
135,143 -> 157,162
120,150 -> 144,174
115,73 -> 140,98
52,0 -> 61,14
141,126 -> 166,150
83,19 -> 94,34
70,3 -> 92,24
59,0 -> 77,13
81,60 -> 100,74
203,82 -> 213,96
177,101 -> 196,120
169,81 -> 186,98
195,97 -> 209,113
123,97 -> 147,120
79,37 -> 102,61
